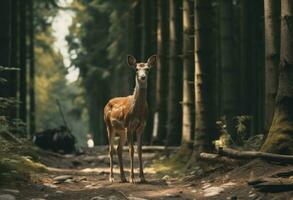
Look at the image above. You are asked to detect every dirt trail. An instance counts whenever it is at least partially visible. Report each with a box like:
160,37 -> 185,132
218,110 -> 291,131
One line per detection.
1,147 -> 293,200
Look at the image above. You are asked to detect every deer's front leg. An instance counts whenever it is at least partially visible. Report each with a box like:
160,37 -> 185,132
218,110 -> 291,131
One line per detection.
137,125 -> 146,183
127,130 -> 135,183
117,132 -> 127,182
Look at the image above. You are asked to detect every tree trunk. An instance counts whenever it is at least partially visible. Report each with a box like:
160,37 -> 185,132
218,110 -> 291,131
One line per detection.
141,0 -> 155,144
219,0 -> 238,141
261,0 -> 293,154
182,0 -> 194,144
28,0 -> 35,136
166,0 -> 183,146
0,0 -> 12,103
192,0 -> 217,157
264,0 -> 280,133
19,0 -> 27,126
153,0 -> 168,145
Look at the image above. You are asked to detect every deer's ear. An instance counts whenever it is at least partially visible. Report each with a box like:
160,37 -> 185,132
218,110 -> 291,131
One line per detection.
127,55 -> 136,67
147,55 -> 157,67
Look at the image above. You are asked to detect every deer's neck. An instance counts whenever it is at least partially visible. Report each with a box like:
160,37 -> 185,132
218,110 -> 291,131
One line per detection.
132,81 -> 147,112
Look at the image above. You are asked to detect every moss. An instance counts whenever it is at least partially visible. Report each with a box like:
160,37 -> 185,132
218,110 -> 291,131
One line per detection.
0,153 -> 48,185
150,143 -> 193,176
0,136 -> 48,186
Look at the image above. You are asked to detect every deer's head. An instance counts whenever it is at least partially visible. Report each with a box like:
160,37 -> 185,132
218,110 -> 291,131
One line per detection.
127,55 -> 157,88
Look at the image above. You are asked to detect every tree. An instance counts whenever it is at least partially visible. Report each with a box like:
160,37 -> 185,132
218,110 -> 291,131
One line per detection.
219,0 -> 238,140
192,0 -> 217,157
181,0 -> 194,145
153,0 -> 168,145
28,0 -> 36,135
264,0 -> 280,132
166,0 -> 183,146
19,0 -> 28,126
261,0 -> 293,154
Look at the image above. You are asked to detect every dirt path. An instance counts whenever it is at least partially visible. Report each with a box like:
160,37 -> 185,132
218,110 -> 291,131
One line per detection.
1,147 -> 293,200
2,147 -> 196,200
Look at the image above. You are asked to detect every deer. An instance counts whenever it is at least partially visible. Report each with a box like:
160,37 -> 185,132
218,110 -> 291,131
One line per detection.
104,55 -> 156,183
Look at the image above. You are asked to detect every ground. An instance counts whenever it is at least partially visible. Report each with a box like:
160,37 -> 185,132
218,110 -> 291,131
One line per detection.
0,146 -> 293,200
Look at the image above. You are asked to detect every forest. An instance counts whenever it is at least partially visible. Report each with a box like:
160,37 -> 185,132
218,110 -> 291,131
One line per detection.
0,0 -> 293,199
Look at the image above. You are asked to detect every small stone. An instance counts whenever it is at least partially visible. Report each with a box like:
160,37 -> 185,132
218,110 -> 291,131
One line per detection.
55,191 -> 64,194
90,197 -> 106,200
128,197 -> 148,200
0,194 -> 16,200
162,175 -> 170,180
191,189 -> 197,193
53,175 -> 73,182
30,198 -> 46,200
43,183 -> 58,189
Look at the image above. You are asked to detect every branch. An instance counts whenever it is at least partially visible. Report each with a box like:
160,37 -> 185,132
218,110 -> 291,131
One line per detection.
218,147 -> 293,164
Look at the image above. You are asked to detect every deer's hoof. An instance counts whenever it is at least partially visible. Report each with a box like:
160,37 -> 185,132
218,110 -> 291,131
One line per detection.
129,178 -> 136,184
120,178 -> 128,183
109,177 -> 114,182
139,178 -> 147,184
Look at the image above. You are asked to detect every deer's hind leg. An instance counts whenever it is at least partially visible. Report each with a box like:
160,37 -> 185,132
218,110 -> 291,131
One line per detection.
107,125 -> 115,182
117,131 -> 127,182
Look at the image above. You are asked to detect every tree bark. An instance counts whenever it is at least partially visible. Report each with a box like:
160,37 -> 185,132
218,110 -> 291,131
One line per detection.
264,0 -> 280,133
261,0 -> 293,154
166,0 -> 183,146
19,0 -> 28,126
192,0 -> 217,157
219,0 -> 238,139
181,0 -> 194,145
28,0 -> 35,136
153,0 -> 168,145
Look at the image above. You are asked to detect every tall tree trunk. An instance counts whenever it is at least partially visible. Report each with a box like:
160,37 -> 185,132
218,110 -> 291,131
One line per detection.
141,0 -> 155,144
28,0 -> 35,136
166,0 -> 183,146
10,0 -> 19,119
19,0 -> 27,126
219,0 -> 238,140
264,0 -> 280,133
182,0 -> 194,145
192,0 -> 217,157
261,0 -> 293,154
0,0 -> 12,102
152,0 -> 168,145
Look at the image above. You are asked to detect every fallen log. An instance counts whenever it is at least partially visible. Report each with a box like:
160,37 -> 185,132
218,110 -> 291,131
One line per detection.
199,153 -> 242,165
218,147 -> 293,164
248,177 -> 293,192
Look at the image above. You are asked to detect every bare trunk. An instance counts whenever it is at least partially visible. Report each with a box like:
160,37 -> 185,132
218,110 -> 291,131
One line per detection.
264,0 -> 280,132
219,0 -> 238,141
153,0 -> 168,145
193,0 -> 217,156
261,0 -> 293,154
166,0 -> 182,146
28,0 -> 35,136
19,0 -> 27,126
182,0 -> 194,144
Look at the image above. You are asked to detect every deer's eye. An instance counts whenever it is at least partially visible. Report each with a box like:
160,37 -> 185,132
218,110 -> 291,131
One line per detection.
145,68 -> 149,72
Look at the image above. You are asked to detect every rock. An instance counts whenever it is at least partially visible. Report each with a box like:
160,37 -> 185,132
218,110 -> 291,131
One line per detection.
1,189 -> 19,194
162,175 -> 170,180
203,186 -> 224,197
43,183 -> 58,189
53,175 -> 73,182
109,196 -> 119,200
90,197 -> 106,200
55,191 -> 64,194
0,194 -> 16,200
30,198 -> 46,200
128,197 -> 148,200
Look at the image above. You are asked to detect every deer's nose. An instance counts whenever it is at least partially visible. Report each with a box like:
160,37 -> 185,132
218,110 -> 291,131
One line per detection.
141,75 -> 146,80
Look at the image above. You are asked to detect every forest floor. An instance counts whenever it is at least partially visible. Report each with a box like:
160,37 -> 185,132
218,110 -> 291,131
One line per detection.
1,146 -> 293,200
